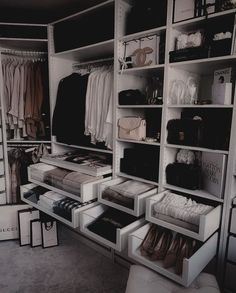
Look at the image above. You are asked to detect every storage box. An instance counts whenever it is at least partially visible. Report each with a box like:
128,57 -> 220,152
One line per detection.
146,191 -> 221,241
128,223 -> 218,287
98,178 -> 158,216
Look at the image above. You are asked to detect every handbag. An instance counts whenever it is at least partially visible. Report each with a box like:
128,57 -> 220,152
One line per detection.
118,117 -> 146,141
167,118 -> 203,146
118,90 -> 146,105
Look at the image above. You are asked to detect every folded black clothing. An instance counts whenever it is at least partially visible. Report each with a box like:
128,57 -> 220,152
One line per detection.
102,188 -> 134,209
53,206 -> 71,221
23,186 -> 48,201
87,208 -> 137,243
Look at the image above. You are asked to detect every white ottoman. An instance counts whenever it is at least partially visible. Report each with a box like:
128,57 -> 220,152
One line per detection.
125,265 -> 221,293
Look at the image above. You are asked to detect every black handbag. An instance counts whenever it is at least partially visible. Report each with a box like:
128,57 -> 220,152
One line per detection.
167,118 -> 204,147
118,89 -> 146,105
166,162 -> 201,190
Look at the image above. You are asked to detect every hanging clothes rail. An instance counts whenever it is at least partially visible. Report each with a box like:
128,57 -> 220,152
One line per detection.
72,57 -> 114,70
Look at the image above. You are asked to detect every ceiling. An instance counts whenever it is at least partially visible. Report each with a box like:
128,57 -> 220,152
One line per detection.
0,0 -> 106,24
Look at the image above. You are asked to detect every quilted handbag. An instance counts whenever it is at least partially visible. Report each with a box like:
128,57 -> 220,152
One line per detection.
118,117 -> 146,141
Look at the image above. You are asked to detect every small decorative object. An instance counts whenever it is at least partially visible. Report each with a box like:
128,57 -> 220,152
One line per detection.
176,149 -> 195,165
146,76 -> 163,105
212,67 -> 233,104
176,31 -> 203,50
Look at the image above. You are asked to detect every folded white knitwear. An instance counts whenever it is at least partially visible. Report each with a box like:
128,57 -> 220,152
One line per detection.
153,192 -> 213,226
109,180 -> 154,198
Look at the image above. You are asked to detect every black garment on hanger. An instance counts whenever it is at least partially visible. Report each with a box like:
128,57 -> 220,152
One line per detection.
52,73 -> 91,145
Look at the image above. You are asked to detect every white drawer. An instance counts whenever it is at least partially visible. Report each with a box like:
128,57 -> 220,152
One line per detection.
0,161 -> 4,176
224,263 -> 236,292
128,223 -> 218,287
80,204 -> 144,251
0,192 -> 6,204
0,131 -> 2,142
146,191 -> 221,241
98,177 -> 158,216
228,236 -> 236,262
230,208 -> 236,234
0,177 -> 5,192
28,165 -> 111,202
20,183 -> 97,229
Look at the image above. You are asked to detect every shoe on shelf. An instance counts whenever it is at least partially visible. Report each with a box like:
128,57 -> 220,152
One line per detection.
150,229 -> 173,261
139,224 -> 159,257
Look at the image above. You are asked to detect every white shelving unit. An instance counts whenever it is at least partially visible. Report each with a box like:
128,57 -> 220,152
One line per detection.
0,1 -> 234,291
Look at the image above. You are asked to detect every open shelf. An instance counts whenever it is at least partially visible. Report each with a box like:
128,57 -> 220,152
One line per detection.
0,38 -> 48,51
52,39 -> 114,62
119,26 -> 166,42
165,144 -> 229,155
167,104 -> 234,109
117,172 -> 159,186
117,105 -> 163,109
119,64 -> 164,75
164,184 -> 224,203
117,138 -> 160,146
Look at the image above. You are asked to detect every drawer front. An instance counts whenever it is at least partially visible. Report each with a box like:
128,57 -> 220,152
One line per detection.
0,177 -> 5,192
224,263 -> 236,292
228,236 -> 236,262
230,208 -> 236,234
0,161 -> 4,176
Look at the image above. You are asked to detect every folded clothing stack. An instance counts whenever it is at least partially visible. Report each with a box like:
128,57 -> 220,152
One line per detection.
38,191 -> 65,211
30,163 -> 57,182
153,192 -> 213,231
23,186 -> 49,203
53,198 -> 96,221
102,180 -> 154,209
87,208 -> 137,243
30,163 -> 103,195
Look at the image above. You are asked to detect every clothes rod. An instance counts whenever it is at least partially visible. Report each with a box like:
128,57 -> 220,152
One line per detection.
1,49 -> 47,56
73,57 -> 114,68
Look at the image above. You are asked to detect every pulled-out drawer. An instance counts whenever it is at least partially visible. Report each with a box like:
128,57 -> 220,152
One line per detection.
228,236 -> 236,262
80,204 -> 144,251
224,263 -> 236,292
146,191 -> 221,241
28,164 -> 111,202
128,223 -> 218,287
230,208 -> 236,234
20,183 -> 97,229
98,177 -> 158,216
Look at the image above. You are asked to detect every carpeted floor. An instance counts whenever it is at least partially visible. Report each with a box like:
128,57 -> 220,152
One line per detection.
0,229 -> 129,293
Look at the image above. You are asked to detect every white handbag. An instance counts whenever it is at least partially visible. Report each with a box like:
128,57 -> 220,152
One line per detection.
118,117 -> 146,141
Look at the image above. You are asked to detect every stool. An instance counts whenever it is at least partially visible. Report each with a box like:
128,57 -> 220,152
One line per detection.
125,265 -> 221,293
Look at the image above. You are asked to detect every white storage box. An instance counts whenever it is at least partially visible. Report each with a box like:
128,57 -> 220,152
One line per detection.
28,165 -> 111,202
228,236 -> 236,262
146,191 -> 221,241
230,208 -> 236,234
128,223 -> 218,287
20,183 -> 97,229
98,177 -> 158,216
80,204 -> 144,251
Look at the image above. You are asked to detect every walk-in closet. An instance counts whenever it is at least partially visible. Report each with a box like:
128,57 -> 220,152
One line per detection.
0,1 -> 235,292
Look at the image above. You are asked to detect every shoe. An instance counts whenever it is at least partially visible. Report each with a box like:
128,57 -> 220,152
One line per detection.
175,237 -> 197,275
139,224 -> 159,256
163,233 -> 183,269
150,229 -> 173,261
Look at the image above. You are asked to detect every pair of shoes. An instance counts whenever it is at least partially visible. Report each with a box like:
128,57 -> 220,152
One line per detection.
175,238 -> 197,275
163,233 -> 183,269
150,229 -> 173,261
140,224 -> 159,256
